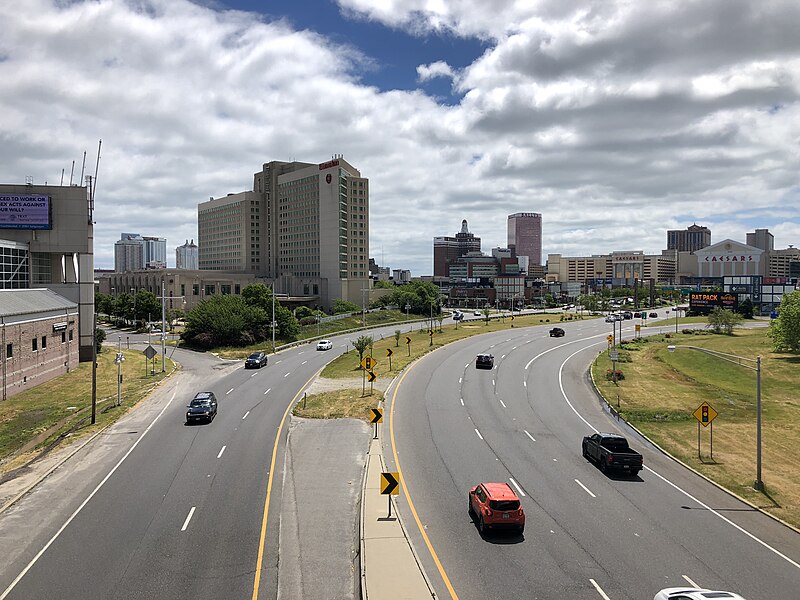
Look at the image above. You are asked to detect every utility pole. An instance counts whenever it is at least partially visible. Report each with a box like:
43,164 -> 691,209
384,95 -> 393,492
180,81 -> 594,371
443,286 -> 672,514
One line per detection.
161,279 -> 166,372
91,314 -> 97,424
272,281 -> 276,353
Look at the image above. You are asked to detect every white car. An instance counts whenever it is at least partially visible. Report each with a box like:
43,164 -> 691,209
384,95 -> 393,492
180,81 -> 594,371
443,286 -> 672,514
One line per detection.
654,588 -> 747,600
316,340 -> 333,351
473,310 -> 482,316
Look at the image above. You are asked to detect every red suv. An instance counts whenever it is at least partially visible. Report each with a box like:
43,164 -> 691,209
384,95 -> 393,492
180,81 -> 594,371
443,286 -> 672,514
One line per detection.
468,482 -> 525,534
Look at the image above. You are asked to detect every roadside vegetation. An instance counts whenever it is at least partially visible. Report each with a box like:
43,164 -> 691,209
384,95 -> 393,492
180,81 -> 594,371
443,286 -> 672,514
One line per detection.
0,348 -> 173,477
592,326 -> 800,527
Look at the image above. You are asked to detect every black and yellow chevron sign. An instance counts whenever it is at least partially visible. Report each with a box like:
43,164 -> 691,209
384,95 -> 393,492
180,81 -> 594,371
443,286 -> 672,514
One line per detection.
370,408 -> 383,423
368,370 -> 377,383
386,348 -> 393,357
380,472 -> 399,495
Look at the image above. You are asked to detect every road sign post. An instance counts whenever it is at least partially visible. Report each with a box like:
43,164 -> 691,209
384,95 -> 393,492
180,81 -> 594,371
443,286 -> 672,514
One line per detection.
405,335 -> 412,356
692,401 -> 719,460
370,407 -> 383,439
386,347 -> 393,370
380,472 -> 399,518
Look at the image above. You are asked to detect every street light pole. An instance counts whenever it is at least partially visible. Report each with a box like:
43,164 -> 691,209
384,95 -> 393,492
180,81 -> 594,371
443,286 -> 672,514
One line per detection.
667,344 -> 764,491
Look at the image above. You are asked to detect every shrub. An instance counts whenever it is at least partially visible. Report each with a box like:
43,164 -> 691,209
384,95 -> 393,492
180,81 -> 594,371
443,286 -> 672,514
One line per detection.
605,369 -> 625,381
682,329 -> 695,335
299,316 -> 317,326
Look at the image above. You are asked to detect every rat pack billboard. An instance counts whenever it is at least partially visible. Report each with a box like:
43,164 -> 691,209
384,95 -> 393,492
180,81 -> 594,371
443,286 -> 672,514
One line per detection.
689,292 -> 738,314
0,195 -> 52,229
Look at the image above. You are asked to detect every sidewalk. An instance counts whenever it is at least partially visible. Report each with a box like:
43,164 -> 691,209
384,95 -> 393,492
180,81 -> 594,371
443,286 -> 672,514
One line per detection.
361,436 -> 435,599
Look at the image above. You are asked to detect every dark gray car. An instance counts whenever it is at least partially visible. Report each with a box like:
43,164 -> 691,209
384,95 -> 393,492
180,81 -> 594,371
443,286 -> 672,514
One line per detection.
186,392 -> 218,424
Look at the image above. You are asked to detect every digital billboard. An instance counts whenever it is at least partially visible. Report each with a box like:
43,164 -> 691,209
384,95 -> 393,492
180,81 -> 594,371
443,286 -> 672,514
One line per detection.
0,195 -> 52,229
689,292 -> 738,314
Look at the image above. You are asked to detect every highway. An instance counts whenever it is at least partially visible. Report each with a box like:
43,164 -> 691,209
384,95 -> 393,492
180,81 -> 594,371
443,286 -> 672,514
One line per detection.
386,316 -> 800,599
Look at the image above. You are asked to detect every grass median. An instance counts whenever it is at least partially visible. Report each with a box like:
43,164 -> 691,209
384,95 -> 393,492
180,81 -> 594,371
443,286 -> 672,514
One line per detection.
592,327 -> 800,527
0,348 -> 174,477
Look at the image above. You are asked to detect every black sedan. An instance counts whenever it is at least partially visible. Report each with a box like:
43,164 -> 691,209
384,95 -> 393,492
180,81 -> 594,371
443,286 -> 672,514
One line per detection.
245,351 -> 268,368
549,327 -> 565,337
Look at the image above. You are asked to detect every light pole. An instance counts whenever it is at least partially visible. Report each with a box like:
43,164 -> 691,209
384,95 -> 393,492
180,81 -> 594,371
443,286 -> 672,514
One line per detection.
667,344 -> 763,491
405,303 -> 410,321
115,336 -> 125,406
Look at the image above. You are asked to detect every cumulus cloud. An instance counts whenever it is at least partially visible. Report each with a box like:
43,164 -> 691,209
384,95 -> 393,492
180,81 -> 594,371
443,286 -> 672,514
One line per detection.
417,60 -> 456,83
0,0 -> 798,275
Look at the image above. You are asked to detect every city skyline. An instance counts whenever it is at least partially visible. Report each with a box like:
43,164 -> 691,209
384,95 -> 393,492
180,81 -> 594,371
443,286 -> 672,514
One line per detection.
1,1 -> 799,276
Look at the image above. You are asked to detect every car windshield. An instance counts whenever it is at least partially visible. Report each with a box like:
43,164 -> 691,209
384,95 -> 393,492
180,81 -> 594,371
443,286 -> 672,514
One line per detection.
190,399 -> 211,407
248,353 -> 262,359
490,499 -> 520,511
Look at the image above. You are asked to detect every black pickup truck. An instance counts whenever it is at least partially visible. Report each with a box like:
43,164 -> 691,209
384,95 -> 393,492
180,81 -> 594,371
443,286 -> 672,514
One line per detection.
582,433 -> 643,476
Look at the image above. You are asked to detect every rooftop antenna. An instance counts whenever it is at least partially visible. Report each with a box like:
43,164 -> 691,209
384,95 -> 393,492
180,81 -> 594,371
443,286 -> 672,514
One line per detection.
69,160 -> 75,186
60,168 -> 65,186
79,151 -> 87,184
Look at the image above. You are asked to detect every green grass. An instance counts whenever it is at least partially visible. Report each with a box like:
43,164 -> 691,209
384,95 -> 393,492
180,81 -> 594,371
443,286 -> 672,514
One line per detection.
592,326 -> 800,526
0,348 -> 174,474
292,389 -> 383,421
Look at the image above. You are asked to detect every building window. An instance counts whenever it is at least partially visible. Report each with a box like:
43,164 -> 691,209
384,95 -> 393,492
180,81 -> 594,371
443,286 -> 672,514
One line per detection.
69,329 -> 73,341
61,331 -> 66,343
42,336 -> 47,349
235,284 -> 240,294
181,284 -> 185,297
6,343 -> 11,359
193,284 -> 199,296
32,338 -> 37,352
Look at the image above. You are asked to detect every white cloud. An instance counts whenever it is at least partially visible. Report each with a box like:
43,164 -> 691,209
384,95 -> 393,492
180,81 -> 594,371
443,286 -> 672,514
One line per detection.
0,0 -> 799,277
417,60 -> 455,82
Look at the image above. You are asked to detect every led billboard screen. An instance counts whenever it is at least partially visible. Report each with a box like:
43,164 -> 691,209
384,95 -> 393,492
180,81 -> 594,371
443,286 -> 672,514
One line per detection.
689,292 -> 738,314
0,195 -> 52,229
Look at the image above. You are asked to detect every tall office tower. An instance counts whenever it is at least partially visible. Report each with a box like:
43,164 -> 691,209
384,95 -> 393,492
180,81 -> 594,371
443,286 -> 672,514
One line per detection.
507,212 -> 542,266
253,157 -> 370,308
142,236 -> 167,268
176,239 -> 199,270
198,191 -> 259,271
433,219 -> 481,277
666,224 -> 711,252
746,228 -> 774,252
114,233 -> 144,272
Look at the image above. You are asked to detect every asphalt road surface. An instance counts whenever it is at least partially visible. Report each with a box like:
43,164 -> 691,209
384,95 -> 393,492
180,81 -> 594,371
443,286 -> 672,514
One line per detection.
385,316 -> 800,600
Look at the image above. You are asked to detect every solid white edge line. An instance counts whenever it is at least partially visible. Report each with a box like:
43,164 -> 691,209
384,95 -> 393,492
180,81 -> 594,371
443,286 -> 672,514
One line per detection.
0,389 -> 179,600
574,479 -> 597,498
264,388 -> 271,395
683,574 -> 700,587
242,411 -> 250,420
589,578 -> 612,600
524,430 -> 536,442
217,445 -> 226,459
556,342 -> 800,572
474,428 -> 483,440
181,506 -> 196,531
508,477 -> 526,497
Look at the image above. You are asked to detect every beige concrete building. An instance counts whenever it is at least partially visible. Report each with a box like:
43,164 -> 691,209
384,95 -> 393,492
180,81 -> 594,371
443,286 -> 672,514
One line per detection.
768,246 -> 800,278
197,157 -> 370,310
0,184 -> 94,361
545,250 -> 677,286
1,289 -> 79,400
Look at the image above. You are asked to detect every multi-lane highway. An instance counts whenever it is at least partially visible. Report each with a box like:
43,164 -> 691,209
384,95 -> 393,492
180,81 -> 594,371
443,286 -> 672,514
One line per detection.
386,316 -> 800,599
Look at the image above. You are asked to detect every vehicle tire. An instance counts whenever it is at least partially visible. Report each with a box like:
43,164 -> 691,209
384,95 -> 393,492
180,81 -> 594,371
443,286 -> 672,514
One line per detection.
517,525 -> 524,535
468,500 -> 474,519
582,443 -> 588,459
479,516 -> 486,534
631,469 -> 641,477
599,458 -> 607,473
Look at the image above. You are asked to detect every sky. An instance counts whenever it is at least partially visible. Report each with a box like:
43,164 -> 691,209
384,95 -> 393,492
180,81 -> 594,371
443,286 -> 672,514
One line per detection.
1,0 -> 799,275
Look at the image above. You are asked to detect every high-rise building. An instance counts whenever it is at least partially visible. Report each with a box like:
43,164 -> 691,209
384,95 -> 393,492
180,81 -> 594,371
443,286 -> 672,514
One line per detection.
507,212 -> 542,266
433,219 -> 481,277
114,233 -> 166,271
746,228 -> 774,252
666,224 -> 711,252
198,156 -> 370,309
176,239 -> 199,270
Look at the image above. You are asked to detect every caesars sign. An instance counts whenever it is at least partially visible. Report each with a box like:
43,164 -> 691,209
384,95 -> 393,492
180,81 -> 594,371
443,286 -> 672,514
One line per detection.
689,292 -> 738,313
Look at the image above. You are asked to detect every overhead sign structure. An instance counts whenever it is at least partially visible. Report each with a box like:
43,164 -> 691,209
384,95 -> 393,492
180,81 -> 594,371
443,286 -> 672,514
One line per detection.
693,401 -> 718,427
370,408 -> 383,423
361,356 -> 377,370
380,472 -> 400,495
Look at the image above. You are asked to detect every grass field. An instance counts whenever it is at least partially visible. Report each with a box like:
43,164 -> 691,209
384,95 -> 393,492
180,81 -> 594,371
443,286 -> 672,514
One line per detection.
292,389 -> 384,421
0,348 -> 173,476
592,327 -> 800,527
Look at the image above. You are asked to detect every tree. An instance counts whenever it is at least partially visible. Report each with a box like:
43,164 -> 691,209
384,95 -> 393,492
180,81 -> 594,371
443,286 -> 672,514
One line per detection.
384,281 -> 442,316
182,295 -> 268,349
295,306 -> 313,320
394,330 -> 401,347
332,299 -> 361,314
95,293 -> 114,317
133,290 -> 161,328
737,297 -> 754,319
241,283 -> 300,340
768,290 -> 800,352
706,306 -> 742,335
353,335 -> 372,365
95,327 -> 106,353
482,306 -> 491,324
373,280 -> 394,289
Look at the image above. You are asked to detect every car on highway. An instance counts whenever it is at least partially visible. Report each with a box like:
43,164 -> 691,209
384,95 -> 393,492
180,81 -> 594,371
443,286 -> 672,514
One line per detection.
186,392 -> 218,424
633,312 -> 641,318
244,351 -> 268,369
475,353 -> 494,369
468,482 -> 525,535
473,310 -> 482,316
582,432 -> 643,476
653,588 -> 747,600
605,315 -> 616,323
316,339 -> 333,350
649,311 -> 658,318
622,311 -> 633,319
452,310 -> 463,321
549,327 -> 565,337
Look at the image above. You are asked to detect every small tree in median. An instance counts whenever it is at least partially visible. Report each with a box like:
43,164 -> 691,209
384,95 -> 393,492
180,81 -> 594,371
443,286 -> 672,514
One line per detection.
394,329 -> 401,347
353,335 -> 373,366
706,306 -> 742,335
